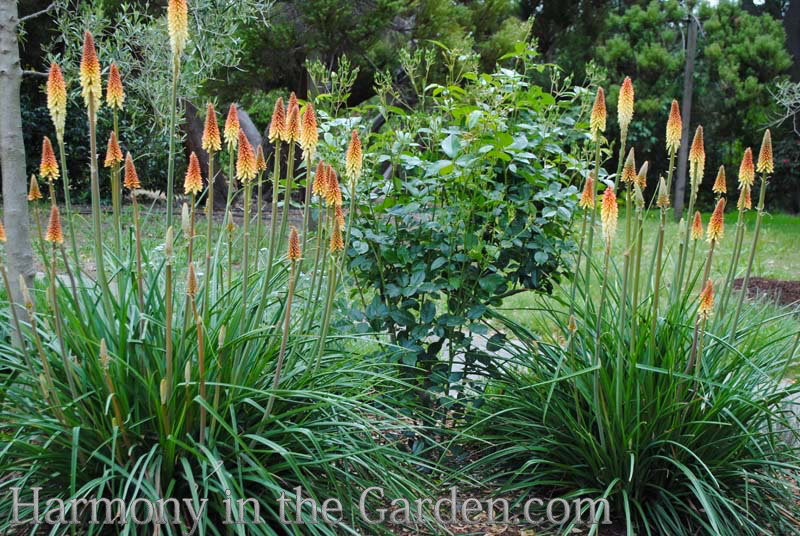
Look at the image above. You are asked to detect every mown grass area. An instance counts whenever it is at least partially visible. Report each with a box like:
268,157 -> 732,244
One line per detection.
501,208 -> 800,351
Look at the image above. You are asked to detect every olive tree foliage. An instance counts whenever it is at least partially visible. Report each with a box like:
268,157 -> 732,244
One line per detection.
37,0 -> 270,190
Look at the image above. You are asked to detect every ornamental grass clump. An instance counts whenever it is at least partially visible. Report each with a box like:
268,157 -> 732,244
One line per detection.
0,8 -> 431,533
469,82 -> 799,535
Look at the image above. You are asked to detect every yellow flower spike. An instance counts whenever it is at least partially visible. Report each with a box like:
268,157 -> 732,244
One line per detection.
329,216 -> 344,253
620,148 -> 636,184
312,160 -> 327,198
104,131 -> 123,168
345,129 -> 363,182
224,104 -> 240,150
255,145 -> 267,173
28,175 -> 43,202
46,63 -> 67,138
698,279 -> 714,321
578,173 -> 595,209
45,204 -> 64,244
712,166 -> 726,195
0,219 -> 6,242
618,76 -> 634,134
288,226 -> 301,261
600,186 -> 618,245
79,32 -> 102,109
40,137 -> 59,181
321,164 -> 335,205
184,152 -> 204,195
656,176 -> 670,208
691,211 -> 703,241
106,62 -> 125,110
187,262 -> 197,296
737,184 -> 752,211
202,102 -> 222,154
688,126 -> 705,182
124,152 -> 141,190
635,161 -> 648,190
167,0 -> 188,60
300,103 -> 319,159
757,129 -> 773,174
286,95 -> 300,143
738,148 -> 755,188
707,198 -> 725,242
236,130 -> 257,182
665,99 -> 682,155
269,97 -> 287,143
590,87 -> 606,139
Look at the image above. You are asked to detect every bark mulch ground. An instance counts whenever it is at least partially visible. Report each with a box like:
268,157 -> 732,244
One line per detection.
734,277 -> 800,308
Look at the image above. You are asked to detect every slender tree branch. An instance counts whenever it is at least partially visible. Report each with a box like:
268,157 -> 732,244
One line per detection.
19,2 -> 56,23
22,70 -> 47,78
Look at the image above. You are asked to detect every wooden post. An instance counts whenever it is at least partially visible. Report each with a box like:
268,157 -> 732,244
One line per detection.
673,11 -> 698,221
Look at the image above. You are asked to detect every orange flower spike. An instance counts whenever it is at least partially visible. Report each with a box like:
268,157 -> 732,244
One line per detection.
578,174 -> 595,209
620,148 -> 636,184
329,217 -> 344,253
300,103 -> 319,158
224,104 -> 239,150
236,130 -> 257,182
690,211 -> 703,241
345,129 -> 363,182
255,145 -> 267,173
106,62 -> 125,110
688,126 -> 705,181
104,131 -> 123,168
288,226 -> 301,261
28,175 -> 43,201
46,63 -> 67,137
335,204 -> 345,228
202,103 -> 222,154
286,97 -> 300,144
268,97 -> 287,143
45,204 -> 64,244
312,161 -> 327,198
737,185 -> 752,211
184,152 -> 203,195
590,87 -> 606,139
618,76 -> 634,134
707,198 -> 725,242
738,148 -> 755,188
40,137 -> 59,181
79,32 -> 102,108
124,153 -> 141,190
600,187 -> 618,245
665,99 -> 682,155
698,279 -> 714,321
328,169 -> 343,206
712,166 -> 726,195
0,219 -> 6,242
167,0 -> 188,59
757,130 -> 773,175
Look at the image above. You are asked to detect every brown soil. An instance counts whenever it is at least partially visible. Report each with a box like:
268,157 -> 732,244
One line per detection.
733,277 -> 800,307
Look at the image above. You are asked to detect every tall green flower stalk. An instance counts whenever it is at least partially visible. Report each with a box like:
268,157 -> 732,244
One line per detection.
103,131 -> 123,258
583,88 -> 605,289
235,130 -> 258,316
107,62 -> 125,258
78,32 -> 112,313
164,226 -> 175,403
340,130 -> 363,274
201,102 -> 222,321
630,180 -> 645,350
278,94 -> 300,253
618,149 -> 636,335
165,0 -> 187,230
265,97 -> 286,286
730,130 -> 772,342
46,63 -> 80,266
299,103 -> 319,271
673,126 -> 705,298
123,153 -> 145,320
651,177 -> 670,348
255,145 -> 267,264
315,217 -> 344,374
27,176 -> 50,273
569,173 -> 595,318
265,227 -> 301,418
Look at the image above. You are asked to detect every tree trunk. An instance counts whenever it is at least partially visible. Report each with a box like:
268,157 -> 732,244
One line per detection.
673,14 -> 698,221
785,0 -> 800,83
0,0 -> 35,312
